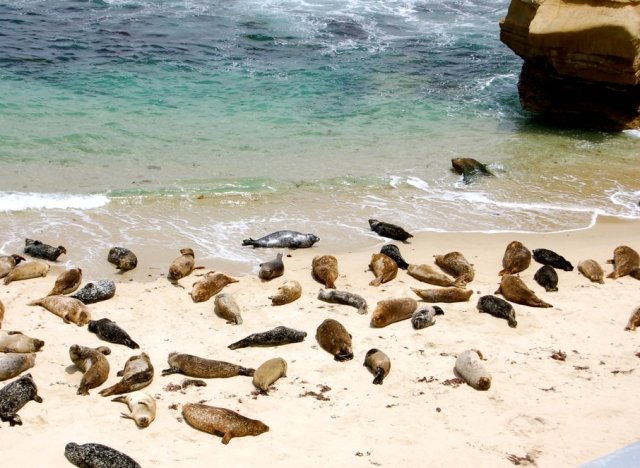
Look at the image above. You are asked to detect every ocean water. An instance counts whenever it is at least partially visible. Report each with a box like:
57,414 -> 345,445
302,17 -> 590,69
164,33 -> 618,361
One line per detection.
1,0 -> 639,276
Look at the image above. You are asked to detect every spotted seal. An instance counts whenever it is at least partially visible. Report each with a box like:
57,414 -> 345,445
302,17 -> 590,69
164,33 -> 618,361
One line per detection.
363,348 -> 391,385
168,248 -> 197,283
99,352 -> 154,397
214,293 -> 243,325
190,272 -> 239,303
28,295 -> 91,326
451,157 -> 493,183
0,353 -> 36,381
242,230 -> 319,249
407,264 -> 457,287
88,318 -> 139,349
380,244 -> 409,270
69,344 -> 111,395
370,297 -> 418,328
269,280 -> 302,306
411,287 -> 473,303
47,268 -> 83,296
477,295 -> 517,328
312,255 -> 339,289
368,219 -> 413,242
532,248 -> 574,271
533,265 -> 559,292
258,253 -> 284,280
0,331 -> 44,353
228,326 -> 307,350
315,318 -> 353,361
252,357 -> 287,394
317,288 -> 368,315
411,305 -> 444,329
161,353 -> 254,378
182,404 -> 269,444
112,391 -> 156,428
434,251 -> 475,286
455,349 -> 491,390
107,246 -> 138,272
0,254 -> 25,279
607,245 -> 640,279
71,280 -> 116,304
495,274 -> 552,308
578,259 -> 605,284
24,238 -> 66,261
3,261 -> 49,285
64,442 -> 141,468
499,241 -> 531,276
0,373 -> 42,426
369,252 -> 398,286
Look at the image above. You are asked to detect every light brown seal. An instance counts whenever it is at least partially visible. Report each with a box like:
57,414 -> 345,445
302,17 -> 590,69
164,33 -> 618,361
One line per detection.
368,252 -> 397,286
499,241 -> 531,276
27,295 -> 91,326
112,391 -> 156,428
269,280 -> 302,306
252,357 -> 287,394
0,331 -> 45,353
411,287 -> 473,303
0,254 -> 25,279
607,245 -> 640,279
624,306 -> 640,331
258,253 -> 284,281
99,352 -> 154,397
0,299 -> 4,329
315,318 -> 353,361
190,271 -> 239,303
407,264 -> 457,287
495,274 -> 552,308
3,261 -> 49,285
161,353 -> 254,378
577,259 -> 605,284
69,344 -> 111,395
455,349 -> 491,390
0,353 -> 36,381
214,293 -> 243,325
168,248 -> 196,283
182,403 -> 269,444
370,297 -> 418,328
363,348 -> 391,385
451,157 -> 493,183
312,255 -> 339,289
434,251 -> 475,286
47,267 -> 83,296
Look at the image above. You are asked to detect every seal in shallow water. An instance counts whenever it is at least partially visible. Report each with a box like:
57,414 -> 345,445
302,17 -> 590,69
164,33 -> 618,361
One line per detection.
0,373 -> 42,426
577,259 -> 605,284
27,295 -> 91,326
269,280 -> 302,306
370,297 -> 418,328
363,348 -> 391,385
69,344 -> 111,395
495,274 -> 552,308
0,353 -> 36,381
3,261 -> 49,285
64,442 -> 141,468
252,357 -> 287,394
0,331 -> 44,353
316,318 -> 353,361
71,279 -> 116,304
368,219 -> 413,241
228,326 -> 306,350
112,391 -> 156,428
258,253 -> 284,280
317,288 -> 368,315
476,295 -> 517,328
107,247 -> 138,272
369,252 -> 397,286
607,245 -> 640,279
99,352 -> 154,397
161,353 -> 254,378
24,238 -> 66,261
312,255 -> 339,289
0,254 -> 25,279
88,318 -> 139,349
182,403 -> 269,444
47,268 -> 82,296
451,157 -> 493,183
499,241 -> 531,276
380,244 -> 409,270
242,230 -> 319,248
532,248 -> 574,271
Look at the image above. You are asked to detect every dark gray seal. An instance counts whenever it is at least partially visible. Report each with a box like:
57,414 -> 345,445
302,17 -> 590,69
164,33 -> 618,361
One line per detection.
71,280 -> 116,304
317,288 -> 368,315
64,442 -> 141,468
0,373 -> 42,426
242,230 -> 320,248
24,238 -> 67,261
228,326 -> 307,350
368,219 -> 413,242
380,244 -> 409,270
411,305 -> 444,329
532,248 -> 574,271
451,157 -> 493,183
88,318 -> 139,349
533,265 -> 559,292
258,253 -> 284,280
476,295 -> 517,328
107,247 -> 138,272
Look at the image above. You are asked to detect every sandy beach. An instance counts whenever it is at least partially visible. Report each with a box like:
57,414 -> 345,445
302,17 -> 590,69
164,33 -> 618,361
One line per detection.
1,215 -> 639,467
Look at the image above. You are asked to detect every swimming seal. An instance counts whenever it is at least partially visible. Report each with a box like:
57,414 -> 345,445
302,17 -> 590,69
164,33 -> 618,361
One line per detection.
112,391 -> 156,428
455,349 -> 491,390
182,403 -> 269,444
70,279 -> 116,304
369,252 -> 398,286
411,287 -> 473,303
0,373 -> 42,426
228,326 -> 307,350
578,259 -> 605,284
3,261 -> 49,285
0,254 -> 25,279
625,307 -> 640,331
252,357 -> 287,394
0,331 -> 44,353
28,295 -> 91,326
407,264 -> 457,287
363,348 -> 391,385
451,157 -> 493,183
69,344 -> 111,395
190,271 -> 239,303
533,265 -> 559,292
411,305 -> 444,329
108,247 -> 138,272
368,219 -> 413,242
47,268 -> 83,296
607,245 -> 640,279
312,255 -> 339,289
24,238 -> 66,261
269,280 -> 302,306
499,241 -> 531,276
532,248 -> 574,271
434,251 -> 475,286
88,318 -> 139,349
214,293 -> 243,325
380,244 -> 409,270
0,353 -> 36,381
99,352 -> 154,397
258,253 -> 284,280
168,248 -> 196,283
370,297 -> 418,328
317,288 -> 368,315
162,353 -> 254,378
242,230 -> 319,249
315,318 -> 353,361
64,442 -> 141,468
477,295 -> 517,328
495,274 -> 552,308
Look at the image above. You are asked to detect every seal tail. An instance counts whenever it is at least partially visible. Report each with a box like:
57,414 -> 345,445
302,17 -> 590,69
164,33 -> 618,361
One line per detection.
27,298 -> 43,306
372,368 -> 385,385
99,381 -> 129,397
239,366 -> 255,377
126,339 -> 140,350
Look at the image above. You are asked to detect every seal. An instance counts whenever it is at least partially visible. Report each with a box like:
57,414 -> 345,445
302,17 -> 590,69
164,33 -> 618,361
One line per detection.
161,353 -> 254,378
0,331 -> 45,353
0,352 -> 36,381
69,344 -> 111,395
499,241 -> 531,276
607,245 -> 640,279
24,238 -> 66,261
312,255 -> 339,289
228,326 -> 307,350
368,252 -> 398,286
411,287 -> 473,303
214,293 -> 243,325
477,295 -> 517,328
258,253 -> 284,280
434,251 -> 475,286
451,157 -> 493,183
112,391 -> 156,428
411,305 -> 444,329
27,295 -> 91,326
64,442 -> 141,468
242,230 -> 320,249
495,274 -> 552,308
0,254 -> 25,279
315,318 -> 353,361
317,288 -> 368,315
252,357 -> 287,394
107,246 -> 138,272
454,349 -> 491,390
407,264 -> 457,287
3,261 -> 49,285
0,299 -> 4,329
370,297 -> 418,328
88,318 -> 139,349
533,265 -> 559,292
190,271 -> 239,303
368,219 -> 413,241
532,248 -> 574,271
380,244 -> 409,270
625,306 -> 640,331
0,373 -> 42,426
70,279 -> 116,304
99,352 -> 154,397
182,403 -> 269,444
578,259 -> 605,284
168,248 -> 196,283
269,280 -> 302,306
47,267 -> 82,296
363,348 -> 391,385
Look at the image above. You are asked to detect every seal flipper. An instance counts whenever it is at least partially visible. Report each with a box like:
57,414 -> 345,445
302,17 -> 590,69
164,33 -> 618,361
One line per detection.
221,431 -> 234,444
334,350 -> 354,362
242,238 -> 257,247
161,366 -> 181,376
433,306 -> 445,316
372,368 -> 385,385
238,366 -> 255,377
2,413 -> 22,426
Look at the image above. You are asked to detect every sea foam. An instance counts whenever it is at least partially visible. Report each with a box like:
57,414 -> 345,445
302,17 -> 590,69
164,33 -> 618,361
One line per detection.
0,192 -> 109,212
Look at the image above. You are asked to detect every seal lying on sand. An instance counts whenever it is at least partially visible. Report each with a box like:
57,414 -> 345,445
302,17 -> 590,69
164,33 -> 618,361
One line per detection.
0,254 -> 25,279
380,244 -> 409,270
434,251 -> 475,286
455,349 -> 491,390
312,255 -> 339,289
99,352 -> 154,397
578,259 -> 605,284
71,280 -> 116,304
363,348 -> 391,385
252,357 -> 287,394
407,264 -> 457,287
108,247 -> 138,272
28,295 -> 91,326
24,238 -> 66,261
182,403 -> 269,444
112,391 -> 156,428
269,280 -> 302,306
411,305 -> 444,329
411,287 -> 473,303
499,241 -> 531,276
532,248 -> 574,271
88,318 -> 139,349
0,373 -> 42,426
477,295 -> 517,328
533,265 -> 559,292
495,275 -> 552,308
190,272 -> 239,303
607,245 -> 640,279
3,261 -> 49,285
214,293 -> 243,325
228,326 -> 307,350
162,353 -> 254,378
316,319 -> 353,361
451,157 -> 493,183
0,331 -> 44,353
369,252 -> 397,286
69,345 -> 111,395
47,268 -> 82,296
259,253 -> 284,280
368,219 -> 413,241
370,298 -> 418,328
242,230 -> 319,249
317,289 -> 368,315
168,248 -> 197,283
64,442 -> 141,468
0,353 -> 36,381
